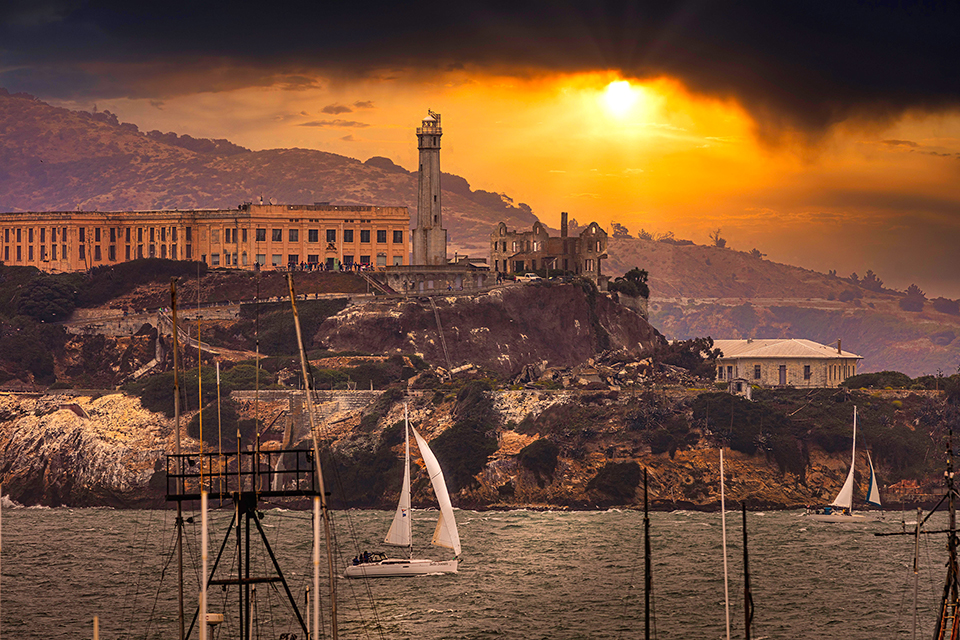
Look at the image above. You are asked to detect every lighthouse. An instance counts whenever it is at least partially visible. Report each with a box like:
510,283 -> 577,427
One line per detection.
412,111 -> 447,265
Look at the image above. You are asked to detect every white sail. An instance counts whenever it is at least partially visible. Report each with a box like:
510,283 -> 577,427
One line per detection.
830,406 -> 857,511
866,451 -> 882,507
412,426 -> 461,557
384,406 -> 412,548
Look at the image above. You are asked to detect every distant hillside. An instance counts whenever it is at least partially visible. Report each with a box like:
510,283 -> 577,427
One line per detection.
0,89 -> 536,258
607,237 -> 960,376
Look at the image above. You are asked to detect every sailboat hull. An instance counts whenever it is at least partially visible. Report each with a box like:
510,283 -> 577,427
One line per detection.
807,512 -> 882,523
344,558 -> 458,578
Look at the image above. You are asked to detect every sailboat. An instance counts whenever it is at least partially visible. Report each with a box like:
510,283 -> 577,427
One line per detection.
344,405 -> 461,578
808,405 -> 882,522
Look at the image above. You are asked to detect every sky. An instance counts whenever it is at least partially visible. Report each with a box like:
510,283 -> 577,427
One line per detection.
2,1 -> 960,296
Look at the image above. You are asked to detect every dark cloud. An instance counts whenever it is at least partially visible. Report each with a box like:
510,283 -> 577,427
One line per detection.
882,140 -> 919,147
353,100 -> 375,109
2,2 -> 959,133
341,134 -> 357,142
298,119 -> 369,128
321,103 -> 353,114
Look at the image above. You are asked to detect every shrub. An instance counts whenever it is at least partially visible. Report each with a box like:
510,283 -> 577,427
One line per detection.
842,371 -> 913,390
587,461 -> 641,504
518,438 -> 559,487
932,298 -> 960,315
429,381 -> 498,492
185,397 -> 259,450
650,337 -> 722,379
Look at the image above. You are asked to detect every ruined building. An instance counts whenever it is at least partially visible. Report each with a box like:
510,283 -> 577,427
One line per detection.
489,212 -> 608,281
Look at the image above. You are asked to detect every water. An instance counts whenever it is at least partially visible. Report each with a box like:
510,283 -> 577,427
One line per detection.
0,505 -> 949,639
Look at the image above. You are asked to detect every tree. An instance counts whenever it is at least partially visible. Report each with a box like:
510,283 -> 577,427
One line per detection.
932,297 -> 960,315
637,228 -> 654,240
860,270 -> 884,292
749,248 -> 766,259
17,276 -> 76,322
900,284 -> 926,312
609,267 -> 650,298
708,229 -> 727,248
610,221 -> 633,238
848,272 -> 860,285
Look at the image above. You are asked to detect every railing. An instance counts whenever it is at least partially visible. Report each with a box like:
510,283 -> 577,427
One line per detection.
165,448 -> 319,501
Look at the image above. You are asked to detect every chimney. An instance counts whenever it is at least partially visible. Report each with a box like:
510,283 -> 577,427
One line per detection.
837,338 -> 842,354
561,211 -> 568,238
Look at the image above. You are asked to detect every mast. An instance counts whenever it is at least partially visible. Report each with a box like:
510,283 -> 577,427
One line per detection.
935,425 -> 959,640
743,502 -> 754,640
720,448 -> 731,640
171,278 -> 185,640
644,468 -> 651,640
287,273 -> 337,639
851,406 -> 858,515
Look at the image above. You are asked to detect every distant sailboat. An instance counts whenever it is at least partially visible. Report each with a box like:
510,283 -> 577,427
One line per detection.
344,405 -> 461,578
808,406 -> 882,522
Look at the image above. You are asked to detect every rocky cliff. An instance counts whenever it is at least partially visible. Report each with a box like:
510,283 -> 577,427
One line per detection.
313,282 -> 662,377
0,385 -> 936,511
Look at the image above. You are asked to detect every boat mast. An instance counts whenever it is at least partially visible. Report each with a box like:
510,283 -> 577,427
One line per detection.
644,468 -> 651,640
171,278 -> 185,640
287,273 -> 338,639
935,425 -> 959,640
742,502 -> 754,640
851,406 -> 858,515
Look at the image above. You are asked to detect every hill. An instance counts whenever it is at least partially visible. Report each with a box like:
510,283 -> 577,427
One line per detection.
607,237 -> 960,376
0,89 -> 536,258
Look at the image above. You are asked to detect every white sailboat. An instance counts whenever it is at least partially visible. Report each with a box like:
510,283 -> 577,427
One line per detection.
344,405 -> 461,578
808,405 -> 882,522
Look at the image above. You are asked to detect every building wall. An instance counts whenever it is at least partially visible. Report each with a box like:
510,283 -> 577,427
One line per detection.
716,356 -> 860,388
0,203 -> 410,272
489,220 -> 608,279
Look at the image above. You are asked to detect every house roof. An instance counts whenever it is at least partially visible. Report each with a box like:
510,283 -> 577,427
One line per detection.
713,339 -> 862,360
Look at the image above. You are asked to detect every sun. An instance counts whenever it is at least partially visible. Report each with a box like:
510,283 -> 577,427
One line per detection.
602,80 -> 641,117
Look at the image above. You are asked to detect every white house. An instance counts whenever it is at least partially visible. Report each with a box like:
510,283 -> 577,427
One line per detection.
713,338 -> 862,389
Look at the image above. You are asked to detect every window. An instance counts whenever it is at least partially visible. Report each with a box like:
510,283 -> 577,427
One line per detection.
171,244 -> 177,259
325,229 -> 337,243
16,228 -> 21,242
79,228 -> 85,242
149,244 -> 156,258
804,364 -> 811,380
40,228 -> 45,243
376,230 -> 387,243
360,255 -> 370,264
16,246 -> 21,261
754,365 -> 761,380
211,253 -> 220,266
161,245 -> 167,259
28,245 -> 33,261
173,228 -> 179,242
727,366 -> 734,380
718,366 -> 725,380
256,254 -> 265,265
29,228 -> 34,243
62,243 -> 66,258
125,246 -> 131,260
126,228 -> 131,242
160,227 -> 166,242
51,228 -> 57,242
185,227 -> 192,241
51,245 -> 56,260
289,229 -> 299,242
377,253 -> 387,266
287,254 -> 299,265
78,245 -> 84,260
150,228 -> 155,243
272,229 -> 282,242
241,228 -> 246,242
272,254 -> 281,266
343,255 -> 354,265
256,228 -> 266,241
360,230 -> 370,243
137,245 -> 144,258
4,246 -> 9,261
307,254 -> 319,264
185,245 -> 192,259
393,255 -> 403,265
40,246 -> 46,261
393,230 -> 403,243
308,229 -> 319,243
109,228 -> 116,242
344,229 -> 354,242
137,228 -> 143,242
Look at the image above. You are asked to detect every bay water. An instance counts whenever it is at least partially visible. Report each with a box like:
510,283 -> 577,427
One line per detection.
0,505 -> 947,638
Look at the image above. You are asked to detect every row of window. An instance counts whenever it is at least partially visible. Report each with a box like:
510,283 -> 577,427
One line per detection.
210,252 -> 402,267
3,243 -> 192,263
717,363 -> 854,382
3,227 -> 190,244
241,229 -> 403,244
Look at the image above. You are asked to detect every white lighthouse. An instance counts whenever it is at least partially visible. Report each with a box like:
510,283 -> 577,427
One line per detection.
412,111 -> 447,265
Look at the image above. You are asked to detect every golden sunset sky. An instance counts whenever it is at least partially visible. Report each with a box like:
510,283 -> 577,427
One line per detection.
2,2 -> 959,295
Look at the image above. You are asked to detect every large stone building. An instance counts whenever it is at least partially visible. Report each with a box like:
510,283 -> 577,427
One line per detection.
713,338 -> 862,389
0,203 -> 410,272
489,212 -> 608,281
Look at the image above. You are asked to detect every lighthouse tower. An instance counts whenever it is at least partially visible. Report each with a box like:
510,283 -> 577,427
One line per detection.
412,111 -> 447,265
